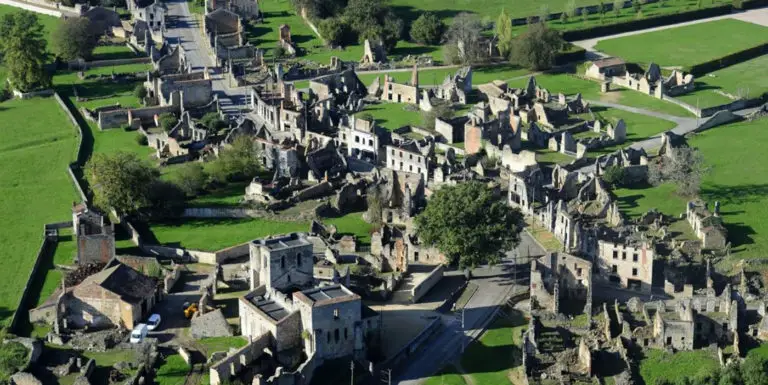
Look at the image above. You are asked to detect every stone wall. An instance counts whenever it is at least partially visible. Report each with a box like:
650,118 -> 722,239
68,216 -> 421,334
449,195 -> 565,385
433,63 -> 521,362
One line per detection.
10,224 -> 58,334
209,333 -> 271,385
12,88 -> 54,99
53,92 -> 89,203
410,264 -> 445,303
163,264 -> 182,294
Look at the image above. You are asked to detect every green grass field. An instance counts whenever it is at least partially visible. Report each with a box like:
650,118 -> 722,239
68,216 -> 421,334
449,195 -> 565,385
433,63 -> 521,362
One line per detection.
35,228 -> 77,306
688,118 -> 768,259
323,212 -> 375,245
198,336 -> 247,358
613,183 -> 688,218
460,310 -> 527,385
639,349 -> 719,385
91,44 -> 139,61
675,54 -> 768,108
589,106 -> 677,153
150,218 -> 310,251
154,353 -> 189,385
595,19 -> 768,68
423,366 -> 467,385
0,97 -> 80,324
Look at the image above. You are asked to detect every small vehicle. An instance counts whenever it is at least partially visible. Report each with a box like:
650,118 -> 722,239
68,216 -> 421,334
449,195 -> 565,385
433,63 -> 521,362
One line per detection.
146,314 -> 161,331
184,303 -> 198,319
130,324 -> 148,344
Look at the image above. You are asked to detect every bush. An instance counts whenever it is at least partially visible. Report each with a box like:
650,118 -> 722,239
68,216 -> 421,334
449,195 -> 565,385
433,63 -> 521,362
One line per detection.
0,340 -> 28,384
318,17 -> 348,46
170,163 -> 207,197
410,12 -> 444,45
158,113 -> 178,132
512,22 -> 564,70
273,45 -> 286,59
602,165 -> 625,186
134,84 -> 147,100
199,112 -> 226,131
135,133 -> 148,146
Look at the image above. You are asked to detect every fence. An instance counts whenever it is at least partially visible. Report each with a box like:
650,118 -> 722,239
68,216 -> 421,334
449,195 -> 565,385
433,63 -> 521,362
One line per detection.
54,92 -> 89,203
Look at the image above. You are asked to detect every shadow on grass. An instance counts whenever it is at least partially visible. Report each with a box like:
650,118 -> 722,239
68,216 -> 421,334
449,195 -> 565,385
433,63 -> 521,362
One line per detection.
389,6 -> 464,23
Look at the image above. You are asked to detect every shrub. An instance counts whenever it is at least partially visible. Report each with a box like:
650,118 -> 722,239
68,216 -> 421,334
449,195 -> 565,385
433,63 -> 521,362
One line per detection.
410,12 -> 444,45
602,165 -> 625,186
318,17 -> 347,46
135,133 -> 148,145
512,22 -> 564,70
134,84 -> 147,100
158,113 -> 178,132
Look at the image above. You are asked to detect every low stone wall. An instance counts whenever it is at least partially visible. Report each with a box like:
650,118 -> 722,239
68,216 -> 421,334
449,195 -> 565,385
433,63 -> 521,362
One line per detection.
411,264 -> 445,303
177,347 -> 192,365
53,92 -> 89,203
9,225 -> 58,334
210,334 -> 271,385
163,264 -> 182,294
0,0 -> 78,17
69,57 -> 150,71
12,88 -> 54,99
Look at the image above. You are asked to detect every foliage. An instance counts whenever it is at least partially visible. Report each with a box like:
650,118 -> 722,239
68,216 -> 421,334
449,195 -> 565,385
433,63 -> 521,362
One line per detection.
84,152 -> 158,216
560,12 -> 569,23
538,4 -> 550,23
273,45 -> 287,59
732,0 -> 743,8
614,0 -> 624,16
565,0 -> 578,17
421,102 -> 455,130
415,181 -> 523,267
0,337 -> 27,384
209,136 -> 262,183
345,0 -> 403,51
495,8 -> 514,57
410,12 -> 444,45
648,147 -> 710,197
602,165 -> 625,186
135,133 -> 148,146
158,113 -> 178,132
633,0 -> 642,12
291,0 -> 345,19
443,13 -> 487,65
199,112 -> 226,131
0,11 -> 50,91
318,17 -> 353,46
133,84 -> 147,100
54,17 -> 98,61
511,22 -> 564,70
146,180 -> 186,218
171,163 -> 207,197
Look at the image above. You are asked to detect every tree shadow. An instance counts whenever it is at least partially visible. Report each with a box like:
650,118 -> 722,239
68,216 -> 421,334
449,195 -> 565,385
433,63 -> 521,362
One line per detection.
389,5 -> 465,23
701,183 -> 768,206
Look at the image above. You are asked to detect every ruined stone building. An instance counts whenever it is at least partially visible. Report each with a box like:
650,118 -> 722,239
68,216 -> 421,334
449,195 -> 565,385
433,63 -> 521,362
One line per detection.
144,71 -> 213,109
203,8 -> 250,66
370,224 -> 446,272
432,67 -> 472,104
584,57 -> 626,80
340,117 -> 389,164
596,238 -> 655,293
309,69 -> 367,102
234,233 -> 381,385
72,204 -> 115,265
686,201 -> 727,249
128,0 -> 165,31
385,141 -> 430,183
152,45 -> 189,75
379,67 -> 419,104
360,39 -> 386,64
530,252 -> 593,314
207,0 -> 260,18
376,168 -> 424,227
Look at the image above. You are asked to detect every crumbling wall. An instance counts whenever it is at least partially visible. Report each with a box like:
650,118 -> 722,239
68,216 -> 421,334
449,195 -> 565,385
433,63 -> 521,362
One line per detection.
209,334 -> 271,385
410,264 -> 444,303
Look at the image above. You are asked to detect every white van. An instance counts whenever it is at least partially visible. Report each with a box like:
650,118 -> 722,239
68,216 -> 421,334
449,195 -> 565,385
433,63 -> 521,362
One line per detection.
130,323 -> 148,344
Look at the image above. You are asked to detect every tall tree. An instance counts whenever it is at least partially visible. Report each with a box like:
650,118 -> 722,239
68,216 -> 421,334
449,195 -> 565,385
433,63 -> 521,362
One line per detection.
415,181 -> 524,268
443,13 -> 487,65
648,146 -> 710,197
741,355 -> 768,385
85,152 -> 159,215
0,11 -> 50,91
495,8 -> 514,58
54,17 -> 98,61
170,163 -> 207,197
210,136 -> 263,182
511,22 -> 564,70
410,12 -> 444,45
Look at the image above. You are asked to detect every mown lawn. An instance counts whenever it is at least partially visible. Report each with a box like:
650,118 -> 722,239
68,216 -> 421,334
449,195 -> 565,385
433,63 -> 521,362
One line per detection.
639,349 -> 719,385
460,310 -> 527,385
613,183 -> 688,218
675,54 -> 768,108
198,336 -> 247,357
150,218 -> 310,251
688,118 -> 768,259
91,44 -> 139,61
354,101 -> 425,131
595,19 -> 768,68
0,97 -> 80,325
322,212 -> 375,245
423,365 -> 467,385
154,353 -> 190,385
589,106 -> 677,153
35,228 -> 77,306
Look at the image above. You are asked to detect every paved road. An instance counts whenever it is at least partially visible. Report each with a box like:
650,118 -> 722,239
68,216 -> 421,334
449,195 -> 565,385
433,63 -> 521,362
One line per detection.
395,232 -> 544,385
573,7 -> 768,59
163,0 -> 250,116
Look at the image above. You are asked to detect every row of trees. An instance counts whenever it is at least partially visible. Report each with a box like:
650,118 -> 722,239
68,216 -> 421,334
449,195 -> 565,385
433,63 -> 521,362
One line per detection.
85,137 -> 263,217
315,0 -> 404,51
0,11 -> 112,92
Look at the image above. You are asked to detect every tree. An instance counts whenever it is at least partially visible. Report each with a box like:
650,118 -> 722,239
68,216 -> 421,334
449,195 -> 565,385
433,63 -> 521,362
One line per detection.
84,152 -> 158,215
415,181 -> 524,267
599,1 -> 608,15
410,12 -> 444,45
614,0 -> 624,16
171,163 -> 207,196
648,146 -> 710,197
0,12 -> 50,91
199,112 -> 226,131
344,0 -> 385,35
732,0 -> 743,9
0,336 -> 28,384
443,13 -> 487,65
511,22 -> 564,70
134,84 -> 147,100
379,12 -> 404,51
560,11 -> 569,24
718,363 -> 743,385
211,136 -> 262,182
146,180 -> 186,218
273,45 -> 287,59
495,8 -> 514,58
421,102 -> 455,130
158,113 -> 178,132
602,165 -> 625,186
741,355 -> 768,385
318,17 -> 347,46
565,0 -> 578,17
633,0 -> 642,12
54,17 -> 98,61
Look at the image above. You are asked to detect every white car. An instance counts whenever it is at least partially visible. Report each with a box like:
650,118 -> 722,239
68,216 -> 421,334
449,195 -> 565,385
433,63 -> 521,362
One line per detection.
130,324 -> 148,344
147,314 -> 162,331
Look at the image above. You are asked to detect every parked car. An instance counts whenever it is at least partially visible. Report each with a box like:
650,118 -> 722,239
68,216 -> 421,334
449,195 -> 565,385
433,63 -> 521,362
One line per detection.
130,324 -> 148,344
147,314 -> 161,331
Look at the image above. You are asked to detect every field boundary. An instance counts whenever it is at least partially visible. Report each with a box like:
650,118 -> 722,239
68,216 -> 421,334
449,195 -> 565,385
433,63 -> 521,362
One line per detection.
54,91 -> 89,203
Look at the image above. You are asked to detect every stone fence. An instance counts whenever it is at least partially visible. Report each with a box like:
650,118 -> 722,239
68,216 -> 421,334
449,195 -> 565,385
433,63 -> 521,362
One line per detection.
53,92 -> 89,203
67,57 -> 151,71
0,0 -> 80,17
9,223 -> 63,334
666,94 -> 765,118
209,334 -> 271,385
163,263 -> 183,294
12,88 -> 54,99
411,264 -> 445,303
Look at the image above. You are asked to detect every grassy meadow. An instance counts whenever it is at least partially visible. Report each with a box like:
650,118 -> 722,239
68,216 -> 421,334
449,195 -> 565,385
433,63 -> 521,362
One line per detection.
595,19 -> 768,68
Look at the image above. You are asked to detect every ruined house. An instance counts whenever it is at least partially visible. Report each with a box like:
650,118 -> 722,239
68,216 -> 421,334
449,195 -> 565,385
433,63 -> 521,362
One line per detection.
686,201 -> 727,250
385,140 -> 430,183
207,0 -> 260,18
72,204 -> 115,265
360,39 -> 386,64
433,67 -> 472,104
379,66 -> 419,104
144,71 -> 213,109
340,117 -> 389,164
530,252 -> 593,314
596,238 -> 655,293
585,57 -> 627,80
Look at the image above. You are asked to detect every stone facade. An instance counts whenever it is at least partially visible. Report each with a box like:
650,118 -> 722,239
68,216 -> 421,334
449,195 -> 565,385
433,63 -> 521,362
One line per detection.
72,204 -> 115,265
596,240 -> 654,293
